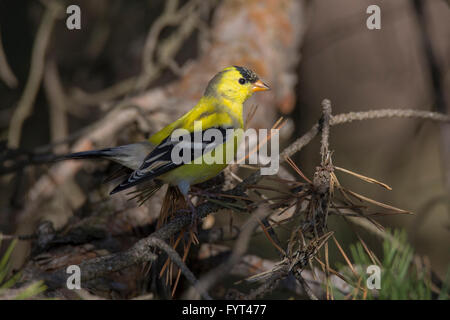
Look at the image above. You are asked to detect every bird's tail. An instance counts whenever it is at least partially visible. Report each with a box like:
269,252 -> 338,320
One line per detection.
55,143 -> 163,204
56,142 -> 154,171
57,149 -> 114,161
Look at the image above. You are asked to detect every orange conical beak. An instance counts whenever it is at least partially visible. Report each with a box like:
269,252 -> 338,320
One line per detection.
252,79 -> 270,92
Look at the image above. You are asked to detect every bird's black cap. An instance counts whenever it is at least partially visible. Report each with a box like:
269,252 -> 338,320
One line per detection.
234,66 -> 259,83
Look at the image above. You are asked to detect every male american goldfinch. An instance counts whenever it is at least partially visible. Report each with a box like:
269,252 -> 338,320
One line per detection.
63,66 -> 270,208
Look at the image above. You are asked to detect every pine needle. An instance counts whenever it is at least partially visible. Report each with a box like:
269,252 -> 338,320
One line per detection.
257,219 -> 286,256
332,235 -> 357,278
344,188 -> 412,214
334,166 -> 392,190
284,156 -> 312,184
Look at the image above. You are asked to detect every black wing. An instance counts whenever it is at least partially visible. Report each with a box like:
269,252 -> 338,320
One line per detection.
109,127 -> 231,194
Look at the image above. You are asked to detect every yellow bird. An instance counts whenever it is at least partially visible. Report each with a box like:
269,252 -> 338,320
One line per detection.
64,66 -> 270,211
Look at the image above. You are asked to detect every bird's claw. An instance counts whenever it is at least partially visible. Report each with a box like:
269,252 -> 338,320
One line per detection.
187,201 -> 198,232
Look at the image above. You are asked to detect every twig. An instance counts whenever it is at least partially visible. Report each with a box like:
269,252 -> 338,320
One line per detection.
44,58 -> 69,153
295,272 -> 318,300
7,1 -> 62,148
245,269 -> 285,299
281,108 -> 450,160
331,109 -> 450,124
0,27 -> 18,88
320,99 -> 332,164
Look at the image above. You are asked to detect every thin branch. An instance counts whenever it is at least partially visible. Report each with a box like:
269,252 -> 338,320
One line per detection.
282,108 -> 450,160
320,99 -> 332,164
331,109 -> 450,125
43,58 -> 69,154
0,27 -> 18,88
7,1 -> 62,148
245,269 -> 285,299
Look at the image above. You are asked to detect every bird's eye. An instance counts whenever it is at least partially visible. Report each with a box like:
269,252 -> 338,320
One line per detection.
238,78 -> 246,85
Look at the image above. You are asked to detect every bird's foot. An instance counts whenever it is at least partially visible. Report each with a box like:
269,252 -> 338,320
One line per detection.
187,200 -> 199,232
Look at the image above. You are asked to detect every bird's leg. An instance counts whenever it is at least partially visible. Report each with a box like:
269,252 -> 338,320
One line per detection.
185,195 -> 198,226
178,182 -> 198,228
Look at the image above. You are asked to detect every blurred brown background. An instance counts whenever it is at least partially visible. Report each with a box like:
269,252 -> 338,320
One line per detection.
294,0 -> 449,275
